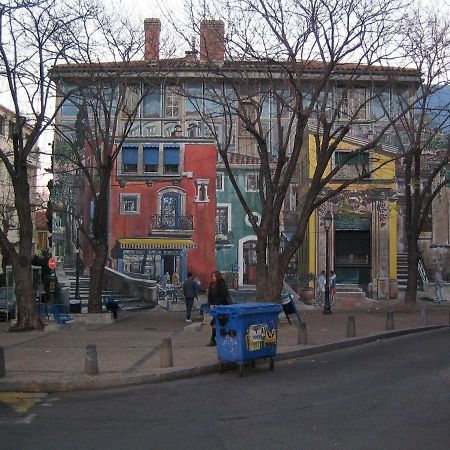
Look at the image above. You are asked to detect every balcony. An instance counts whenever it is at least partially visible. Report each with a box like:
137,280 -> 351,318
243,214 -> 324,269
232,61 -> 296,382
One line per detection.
149,214 -> 194,237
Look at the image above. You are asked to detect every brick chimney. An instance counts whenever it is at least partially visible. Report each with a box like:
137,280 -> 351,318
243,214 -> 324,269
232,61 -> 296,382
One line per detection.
200,20 -> 225,61
144,18 -> 161,61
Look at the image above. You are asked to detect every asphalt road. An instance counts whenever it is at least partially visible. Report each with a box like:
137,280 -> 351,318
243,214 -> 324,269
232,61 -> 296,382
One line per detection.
1,328 -> 449,450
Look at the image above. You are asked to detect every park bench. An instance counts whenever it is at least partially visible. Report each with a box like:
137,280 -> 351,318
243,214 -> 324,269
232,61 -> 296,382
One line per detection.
51,304 -> 72,324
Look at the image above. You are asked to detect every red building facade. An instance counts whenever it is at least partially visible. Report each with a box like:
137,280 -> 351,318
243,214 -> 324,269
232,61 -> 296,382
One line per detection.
104,139 -> 216,287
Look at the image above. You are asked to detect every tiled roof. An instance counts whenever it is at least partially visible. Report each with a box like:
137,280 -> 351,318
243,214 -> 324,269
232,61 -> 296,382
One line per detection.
396,150 -> 449,176
227,153 -> 261,165
51,59 -> 420,78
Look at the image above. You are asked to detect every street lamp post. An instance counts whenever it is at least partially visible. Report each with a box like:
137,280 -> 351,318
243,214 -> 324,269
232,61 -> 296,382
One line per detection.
75,224 -> 80,300
72,222 -> 82,313
323,211 -> 333,315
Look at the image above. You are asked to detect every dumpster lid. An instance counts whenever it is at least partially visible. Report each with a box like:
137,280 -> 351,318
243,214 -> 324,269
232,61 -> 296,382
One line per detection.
209,303 -> 282,316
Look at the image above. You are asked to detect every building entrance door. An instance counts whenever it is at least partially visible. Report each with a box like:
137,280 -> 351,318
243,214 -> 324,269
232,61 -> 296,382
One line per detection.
163,255 -> 176,282
243,240 -> 257,285
334,216 -> 371,285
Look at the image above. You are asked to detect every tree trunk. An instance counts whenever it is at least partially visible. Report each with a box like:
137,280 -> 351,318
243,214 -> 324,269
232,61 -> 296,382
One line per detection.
8,162 -> 43,331
9,260 -> 44,331
255,234 -> 287,302
88,245 -> 108,313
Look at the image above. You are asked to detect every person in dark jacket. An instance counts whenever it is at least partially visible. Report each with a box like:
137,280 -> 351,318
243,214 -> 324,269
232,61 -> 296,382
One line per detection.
207,270 -> 229,346
182,272 -> 198,323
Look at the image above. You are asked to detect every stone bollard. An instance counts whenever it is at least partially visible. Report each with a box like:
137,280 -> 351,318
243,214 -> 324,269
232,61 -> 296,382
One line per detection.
386,311 -> 395,330
160,338 -> 174,368
346,316 -> 356,338
0,346 -> 5,378
420,307 -> 428,326
85,344 -> 99,375
297,321 -> 308,345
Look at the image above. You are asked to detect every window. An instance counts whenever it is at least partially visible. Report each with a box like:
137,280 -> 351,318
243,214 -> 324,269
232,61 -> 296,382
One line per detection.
371,87 -> 390,119
120,194 -> 140,215
246,173 -> 259,191
8,121 -> 14,139
216,206 -> 229,235
61,83 -> 80,116
185,82 -> 203,116
204,83 -> 223,117
164,87 -> 180,117
143,145 -> 159,173
335,87 -> 368,120
216,173 -> 224,191
143,84 -> 162,117
195,179 -> 210,202
163,144 -> 180,174
334,151 -> 370,179
122,145 -> 138,173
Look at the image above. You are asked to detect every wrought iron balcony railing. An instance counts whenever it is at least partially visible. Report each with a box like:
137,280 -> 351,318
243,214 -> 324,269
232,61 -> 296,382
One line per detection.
150,214 -> 194,231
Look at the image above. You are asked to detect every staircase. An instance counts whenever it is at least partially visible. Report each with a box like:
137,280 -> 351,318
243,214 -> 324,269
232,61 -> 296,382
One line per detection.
335,284 -> 367,301
65,269 -> 151,311
397,253 -> 409,290
397,253 -> 428,291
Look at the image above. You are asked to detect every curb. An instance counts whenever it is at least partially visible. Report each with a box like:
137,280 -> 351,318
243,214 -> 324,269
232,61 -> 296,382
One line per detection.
0,325 -> 447,393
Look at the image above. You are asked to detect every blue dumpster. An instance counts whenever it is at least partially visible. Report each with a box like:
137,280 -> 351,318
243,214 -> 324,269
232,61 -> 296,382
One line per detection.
209,303 -> 282,376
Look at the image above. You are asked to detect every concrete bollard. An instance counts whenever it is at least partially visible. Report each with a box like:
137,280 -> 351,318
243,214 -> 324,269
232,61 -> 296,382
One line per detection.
386,311 -> 395,330
0,346 -> 5,378
346,316 -> 356,338
297,321 -> 308,345
85,344 -> 99,375
420,307 -> 428,326
160,338 -> 174,368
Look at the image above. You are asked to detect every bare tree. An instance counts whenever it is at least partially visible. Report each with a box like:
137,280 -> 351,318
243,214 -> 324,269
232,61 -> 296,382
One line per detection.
395,8 -> 450,304
166,0 -> 420,301
51,8 -> 167,312
0,0 -> 94,330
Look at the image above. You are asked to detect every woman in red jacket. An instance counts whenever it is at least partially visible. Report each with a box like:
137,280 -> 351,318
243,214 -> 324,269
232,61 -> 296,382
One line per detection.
207,271 -> 229,346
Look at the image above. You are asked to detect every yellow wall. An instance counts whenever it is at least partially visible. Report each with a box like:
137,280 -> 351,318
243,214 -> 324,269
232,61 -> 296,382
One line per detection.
306,133 -> 396,184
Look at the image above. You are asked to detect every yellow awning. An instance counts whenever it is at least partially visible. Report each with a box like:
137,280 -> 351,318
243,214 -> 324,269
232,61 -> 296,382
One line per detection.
117,238 -> 197,250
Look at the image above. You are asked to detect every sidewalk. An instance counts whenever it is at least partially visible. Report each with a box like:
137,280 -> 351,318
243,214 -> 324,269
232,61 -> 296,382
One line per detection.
0,295 -> 449,393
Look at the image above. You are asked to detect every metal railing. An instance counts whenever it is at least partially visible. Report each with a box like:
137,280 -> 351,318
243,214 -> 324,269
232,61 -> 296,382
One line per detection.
150,214 -> 193,231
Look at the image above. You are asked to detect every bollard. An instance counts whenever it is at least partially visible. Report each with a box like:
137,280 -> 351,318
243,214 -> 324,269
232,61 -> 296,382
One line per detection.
297,321 -> 308,345
160,338 -> 174,368
420,307 -> 428,326
346,316 -> 356,338
386,311 -> 395,330
0,346 -> 5,378
85,344 -> 99,375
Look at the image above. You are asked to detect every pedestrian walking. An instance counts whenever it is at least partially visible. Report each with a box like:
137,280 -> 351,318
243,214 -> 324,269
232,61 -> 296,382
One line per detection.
182,272 -> 198,323
316,271 -> 326,306
330,270 -> 337,305
434,267 -> 445,304
207,270 -> 229,346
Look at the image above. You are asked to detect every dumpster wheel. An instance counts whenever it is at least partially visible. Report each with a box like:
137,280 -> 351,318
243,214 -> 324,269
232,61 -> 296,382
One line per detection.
239,362 -> 244,377
270,358 -> 274,371
250,360 -> 256,368
219,360 -> 224,374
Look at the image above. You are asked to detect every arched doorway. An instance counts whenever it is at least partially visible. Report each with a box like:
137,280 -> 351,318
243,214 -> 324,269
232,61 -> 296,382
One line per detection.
243,240 -> 257,285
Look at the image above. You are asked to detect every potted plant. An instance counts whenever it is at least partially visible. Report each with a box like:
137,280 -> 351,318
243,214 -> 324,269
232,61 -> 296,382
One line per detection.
298,273 -> 316,304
